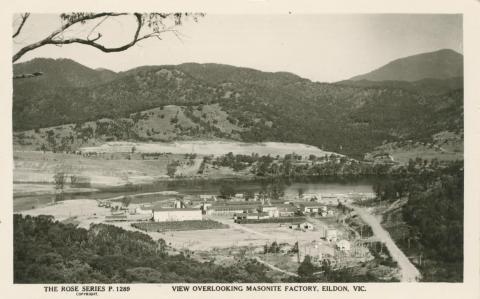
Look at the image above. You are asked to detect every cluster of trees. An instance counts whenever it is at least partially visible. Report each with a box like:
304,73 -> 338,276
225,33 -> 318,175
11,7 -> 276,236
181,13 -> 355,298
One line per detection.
213,152 -> 260,172
263,241 -> 298,254
182,106 -> 232,139
373,160 -> 463,281
166,160 -> 180,178
14,214 -> 272,283
211,152 -> 372,178
291,255 -> 399,283
210,151 -> 461,182
218,180 -> 286,201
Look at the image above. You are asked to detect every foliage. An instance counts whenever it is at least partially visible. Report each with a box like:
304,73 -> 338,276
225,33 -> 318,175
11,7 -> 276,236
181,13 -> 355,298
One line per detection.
14,214 -> 271,283
53,172 -> 66,202
121,196 -> 132,207
297,255 -> 315,277
13,13 -> 205,62
375,160 -> 463,281
13,61 -> 463,159
166,160 -> 180,178
264,241 -> 280,254
219,184 -> 235,199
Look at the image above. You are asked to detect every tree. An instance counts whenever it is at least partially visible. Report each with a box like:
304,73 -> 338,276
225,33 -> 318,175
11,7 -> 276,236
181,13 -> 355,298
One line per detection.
244,190 -> 255,201
219,184 -> 235,199
121,196 -> 132,208
291,241 -> 299,254
321,259 -> 332,280
13,12 -> 204,63
298,255 -> 315,277
166,160 -> 179,178
53,172 -> 66,203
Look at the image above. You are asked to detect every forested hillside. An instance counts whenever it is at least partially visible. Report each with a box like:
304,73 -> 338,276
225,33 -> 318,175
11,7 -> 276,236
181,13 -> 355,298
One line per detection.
373,160 -> 463,281
13,51 -> 463,159
14,214 -> 271,283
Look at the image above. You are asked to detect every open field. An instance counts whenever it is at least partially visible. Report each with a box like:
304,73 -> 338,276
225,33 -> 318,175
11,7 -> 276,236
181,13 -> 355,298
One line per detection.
127,216 -> 345,251
80,140 -> 334,157
132,220 -> 228,232
18,199 -> 110,229
14,151 -> 171,187
13,140 -> 331,193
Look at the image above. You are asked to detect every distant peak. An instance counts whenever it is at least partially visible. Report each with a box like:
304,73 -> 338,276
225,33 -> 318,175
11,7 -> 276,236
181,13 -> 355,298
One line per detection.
348,48 -> 463,82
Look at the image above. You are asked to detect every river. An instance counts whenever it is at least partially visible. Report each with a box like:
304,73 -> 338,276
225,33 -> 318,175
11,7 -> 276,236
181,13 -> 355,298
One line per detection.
14,177 -> 376,211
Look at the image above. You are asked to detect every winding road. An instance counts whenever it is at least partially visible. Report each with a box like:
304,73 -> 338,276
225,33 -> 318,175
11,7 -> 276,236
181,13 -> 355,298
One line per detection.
344,203 -> 421,282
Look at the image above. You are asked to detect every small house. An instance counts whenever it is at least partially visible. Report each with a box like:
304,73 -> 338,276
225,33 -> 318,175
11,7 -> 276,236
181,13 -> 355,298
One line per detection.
260,205 -> 279,218
233,193 -> 244,201
135,206 -> 153,215
320,195 -> 338,206
324,228 -> 338,242
275,204 -> 297,217
336,239 -> 351,252
199,194 -> 217,202
301,193 -> 321,201
298,202 -> 325,214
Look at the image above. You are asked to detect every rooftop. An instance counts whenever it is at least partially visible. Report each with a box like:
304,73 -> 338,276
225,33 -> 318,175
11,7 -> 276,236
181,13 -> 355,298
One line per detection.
153,207 -> 200,212
296,202 -> 326,207
209,205 -> 258,211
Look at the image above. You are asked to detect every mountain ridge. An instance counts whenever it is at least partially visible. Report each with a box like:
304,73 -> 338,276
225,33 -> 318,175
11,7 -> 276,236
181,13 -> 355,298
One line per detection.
349,49 -> 463,82
12,52 -> 463,159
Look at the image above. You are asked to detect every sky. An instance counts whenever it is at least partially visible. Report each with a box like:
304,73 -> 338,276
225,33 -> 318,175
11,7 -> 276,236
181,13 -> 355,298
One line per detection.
12,14 -> 462,82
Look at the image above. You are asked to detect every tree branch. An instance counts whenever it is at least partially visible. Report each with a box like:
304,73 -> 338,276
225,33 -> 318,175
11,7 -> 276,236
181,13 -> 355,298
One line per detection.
13,12 -> 127,62
12,13 -> 30,38
45,14 -> 178,54
12,12 -> 201,63
47,14 -> 144,53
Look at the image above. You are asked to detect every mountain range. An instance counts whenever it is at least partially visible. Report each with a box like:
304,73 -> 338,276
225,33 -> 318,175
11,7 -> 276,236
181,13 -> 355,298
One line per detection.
12,49 -> 463,159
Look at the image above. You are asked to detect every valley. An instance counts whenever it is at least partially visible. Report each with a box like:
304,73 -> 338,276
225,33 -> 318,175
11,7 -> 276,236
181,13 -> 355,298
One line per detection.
12,49 -> 464,283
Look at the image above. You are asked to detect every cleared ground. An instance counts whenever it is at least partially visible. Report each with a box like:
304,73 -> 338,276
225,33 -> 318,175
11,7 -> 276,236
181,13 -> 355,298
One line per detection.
19,199 -> 110,229
80,140 -> 333,157
123,216 -> 345,251
14,151 -> 172,187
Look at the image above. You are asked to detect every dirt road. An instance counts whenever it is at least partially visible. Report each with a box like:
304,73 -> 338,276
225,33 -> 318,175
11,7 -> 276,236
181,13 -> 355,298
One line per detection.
344,203 -> 421,282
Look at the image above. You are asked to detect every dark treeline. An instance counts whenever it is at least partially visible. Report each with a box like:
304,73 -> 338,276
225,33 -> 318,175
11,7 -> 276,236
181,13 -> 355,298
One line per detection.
211,151 -> 455,180
371,160 -> 463,282
14,214 -> 271,283
285,255 -> 398,283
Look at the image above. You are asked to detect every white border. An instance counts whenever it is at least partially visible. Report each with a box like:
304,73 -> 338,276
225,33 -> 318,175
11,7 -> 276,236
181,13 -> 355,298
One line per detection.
1,1 -> 479,298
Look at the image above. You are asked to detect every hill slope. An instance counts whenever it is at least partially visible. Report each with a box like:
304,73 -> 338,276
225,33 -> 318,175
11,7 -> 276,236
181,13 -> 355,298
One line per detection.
13,58 -> 117,88
13,55 -> 463,159
350,49 -> 463,82
336,77 -> 463,96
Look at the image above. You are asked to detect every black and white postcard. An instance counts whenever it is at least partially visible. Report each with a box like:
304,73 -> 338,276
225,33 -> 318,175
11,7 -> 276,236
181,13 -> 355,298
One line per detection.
1,1 -> 479,299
